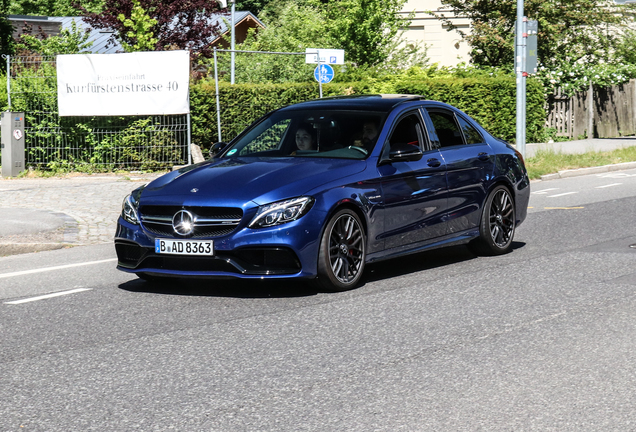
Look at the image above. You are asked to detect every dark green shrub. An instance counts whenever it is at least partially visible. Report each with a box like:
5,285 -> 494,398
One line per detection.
191,75 -> 545,147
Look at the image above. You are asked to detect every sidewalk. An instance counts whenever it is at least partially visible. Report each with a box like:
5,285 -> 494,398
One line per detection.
1,137 -> 636,257
0,172 -> 161,256
525,136 -> 636,157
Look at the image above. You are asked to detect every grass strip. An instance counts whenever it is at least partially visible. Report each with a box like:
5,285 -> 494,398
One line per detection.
526,146 -> 636,179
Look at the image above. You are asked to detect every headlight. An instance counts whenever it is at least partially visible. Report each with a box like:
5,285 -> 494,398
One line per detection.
121,185 -> 145,224
249,197 -> 314,228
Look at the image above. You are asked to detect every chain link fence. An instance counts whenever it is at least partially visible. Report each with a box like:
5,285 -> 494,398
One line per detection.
208,49 -> 325,143
4,54 -> 189,171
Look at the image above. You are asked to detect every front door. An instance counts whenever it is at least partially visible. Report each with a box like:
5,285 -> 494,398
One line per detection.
378,110 -> 449,250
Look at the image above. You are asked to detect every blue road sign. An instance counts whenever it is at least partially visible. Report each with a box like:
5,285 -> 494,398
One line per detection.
314,64 -> 335,84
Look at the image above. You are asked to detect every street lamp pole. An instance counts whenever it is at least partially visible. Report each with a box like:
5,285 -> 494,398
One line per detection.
230,0 -> 236,84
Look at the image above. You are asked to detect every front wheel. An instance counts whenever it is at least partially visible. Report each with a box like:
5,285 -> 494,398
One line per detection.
315,209 -> 366,292
470,185 -> 516,255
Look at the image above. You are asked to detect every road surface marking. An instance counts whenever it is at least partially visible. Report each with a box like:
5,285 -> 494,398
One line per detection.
595,183 -> 622,189
544,207 -> 584,210
598,173 -> 636,178
532,188 -> 558,195
5,288 -> 92,305
548,192 -> 578,198
0,258 -> 117,280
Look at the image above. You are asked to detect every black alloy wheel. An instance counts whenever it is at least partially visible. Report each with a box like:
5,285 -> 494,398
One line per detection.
470,185 -> 516,255
316,209 -> 366,292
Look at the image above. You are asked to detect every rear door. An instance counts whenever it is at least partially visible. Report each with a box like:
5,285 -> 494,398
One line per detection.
422,106 -> 495,234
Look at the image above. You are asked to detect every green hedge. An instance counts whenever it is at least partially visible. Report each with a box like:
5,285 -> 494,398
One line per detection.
0,73 -> 545,166
190,76 -> 545,148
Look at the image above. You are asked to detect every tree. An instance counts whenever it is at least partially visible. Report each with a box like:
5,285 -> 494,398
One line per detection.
9,0 -> 103,16
437,0 -> 636,69
217,1 -> 426,83
235,0 -> 272,16
15,18 -> 93,55
614,28 -> 636,64
0,0 -> 13,58
117,0 -> 158,52
81,0 -> 225,58
302,0 -> 410,66
220,2 -> 333,83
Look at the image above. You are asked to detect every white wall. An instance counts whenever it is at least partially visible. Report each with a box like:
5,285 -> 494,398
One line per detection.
400,0 -> 471,67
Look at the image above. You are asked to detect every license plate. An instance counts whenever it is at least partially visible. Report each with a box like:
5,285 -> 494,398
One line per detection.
155,239 -> 214,256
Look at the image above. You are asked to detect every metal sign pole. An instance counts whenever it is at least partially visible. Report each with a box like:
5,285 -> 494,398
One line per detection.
5,55 -> 10,110
515,0 -> 526,157
318,58 -> 323,98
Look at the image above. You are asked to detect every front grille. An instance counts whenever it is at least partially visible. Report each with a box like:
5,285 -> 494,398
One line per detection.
122,246 -> 301,275
139,205 -> 243,239
141,256 -> 240,273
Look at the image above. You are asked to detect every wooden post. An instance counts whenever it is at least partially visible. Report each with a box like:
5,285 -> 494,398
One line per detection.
567,92 -> 572,139
588,82 -> 594,139
632,79 -> 636,136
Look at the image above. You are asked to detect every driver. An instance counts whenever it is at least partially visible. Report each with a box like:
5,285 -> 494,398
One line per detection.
353,121 -> 379,150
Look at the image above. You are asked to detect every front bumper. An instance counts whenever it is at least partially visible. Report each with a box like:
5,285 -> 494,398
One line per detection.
114,216 -> 322,279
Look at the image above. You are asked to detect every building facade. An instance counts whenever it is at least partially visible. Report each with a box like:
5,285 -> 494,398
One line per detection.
400,0 -> 471,67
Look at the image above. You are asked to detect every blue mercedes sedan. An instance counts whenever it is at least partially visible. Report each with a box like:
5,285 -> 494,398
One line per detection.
115,95 -> 529,291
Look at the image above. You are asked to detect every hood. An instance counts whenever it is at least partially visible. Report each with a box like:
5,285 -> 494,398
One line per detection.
141,157 -> 367,206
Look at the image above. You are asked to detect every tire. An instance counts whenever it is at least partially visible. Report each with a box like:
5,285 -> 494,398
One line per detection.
470,185 -> 516,255
315,209 -> 366,292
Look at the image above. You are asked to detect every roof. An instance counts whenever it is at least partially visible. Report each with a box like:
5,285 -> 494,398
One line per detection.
279,95 -> 428,112
9,11 -> 264,54
213,11 -> 265,35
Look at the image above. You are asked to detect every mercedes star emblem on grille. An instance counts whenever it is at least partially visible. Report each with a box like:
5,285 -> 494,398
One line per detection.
172,210 -> 195,235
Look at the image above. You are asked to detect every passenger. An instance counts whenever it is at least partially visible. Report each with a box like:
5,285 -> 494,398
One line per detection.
293,124 -> 317,154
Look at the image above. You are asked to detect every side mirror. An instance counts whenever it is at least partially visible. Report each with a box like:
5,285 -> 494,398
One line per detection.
388,143 -> 423,162
209,142 -> 229,158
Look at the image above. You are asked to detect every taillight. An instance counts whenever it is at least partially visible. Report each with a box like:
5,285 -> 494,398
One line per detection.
514,148 -> 525,166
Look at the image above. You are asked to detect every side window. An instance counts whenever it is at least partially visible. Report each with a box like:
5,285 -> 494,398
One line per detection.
427,109 -> 464,148
388,112 -> 425,149
457,116 -> 484,144
239,119 -> 291,155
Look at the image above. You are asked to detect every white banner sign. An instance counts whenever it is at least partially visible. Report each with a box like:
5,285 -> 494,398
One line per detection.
57,51 -> 190,117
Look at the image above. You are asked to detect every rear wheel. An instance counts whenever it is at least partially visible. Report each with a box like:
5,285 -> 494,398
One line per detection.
470,185 -> 516,255
315,209 -> 366,292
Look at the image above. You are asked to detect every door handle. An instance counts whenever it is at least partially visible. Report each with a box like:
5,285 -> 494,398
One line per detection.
478,152 -> 490,161
427,158 -> 441,167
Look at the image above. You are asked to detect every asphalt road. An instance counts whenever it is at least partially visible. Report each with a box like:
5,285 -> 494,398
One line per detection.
1,170 -> 636,431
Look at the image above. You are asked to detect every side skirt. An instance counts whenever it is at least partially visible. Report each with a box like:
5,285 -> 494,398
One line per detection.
366,229 -> 479,264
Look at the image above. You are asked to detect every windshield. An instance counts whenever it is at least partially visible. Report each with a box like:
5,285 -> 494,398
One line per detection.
222,110 -> 387,160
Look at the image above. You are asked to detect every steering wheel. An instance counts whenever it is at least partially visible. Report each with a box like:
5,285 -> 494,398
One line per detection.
348,146 -> 368,155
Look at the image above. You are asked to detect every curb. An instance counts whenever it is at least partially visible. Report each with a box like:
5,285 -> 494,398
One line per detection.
539,161 -> 636,181
0,242 -> 72,257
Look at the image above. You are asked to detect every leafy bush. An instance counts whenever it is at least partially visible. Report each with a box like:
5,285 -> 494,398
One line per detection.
536,62 -> 636,96
1,64 -> 545,171
191,74 -> 546,146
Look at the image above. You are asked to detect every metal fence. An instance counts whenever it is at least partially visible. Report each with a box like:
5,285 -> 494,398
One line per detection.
209,48 -> 325,143
4,54 -> 189,171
